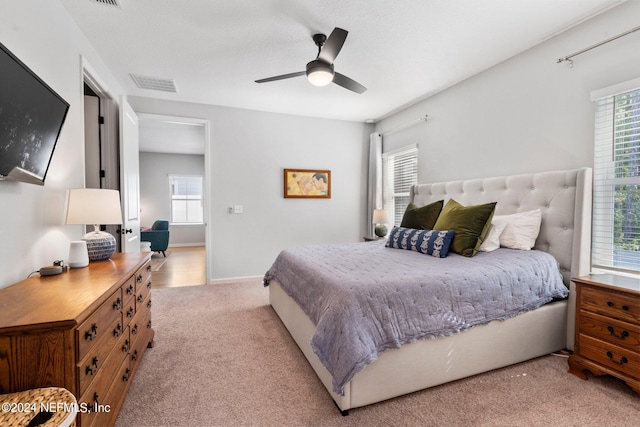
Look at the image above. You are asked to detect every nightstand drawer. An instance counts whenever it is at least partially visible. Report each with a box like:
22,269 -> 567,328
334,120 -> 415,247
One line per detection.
579,311 -> 640,351
580,335 -> 640,378
581,286 -> 640,323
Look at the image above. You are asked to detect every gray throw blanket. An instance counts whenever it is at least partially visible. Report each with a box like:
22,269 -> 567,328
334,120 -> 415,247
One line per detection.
264,241 -> 568,395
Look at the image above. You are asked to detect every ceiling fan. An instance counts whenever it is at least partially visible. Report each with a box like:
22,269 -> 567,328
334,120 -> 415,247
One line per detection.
255,27 -> 367,94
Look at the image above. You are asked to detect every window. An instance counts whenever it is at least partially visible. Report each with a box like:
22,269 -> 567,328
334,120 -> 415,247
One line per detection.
592,86 -> 640,273
169,175 -> 203,224
382,146 -> 418,226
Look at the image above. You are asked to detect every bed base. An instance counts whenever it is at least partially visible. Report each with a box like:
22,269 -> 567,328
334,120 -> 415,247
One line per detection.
269,279 -> 567,413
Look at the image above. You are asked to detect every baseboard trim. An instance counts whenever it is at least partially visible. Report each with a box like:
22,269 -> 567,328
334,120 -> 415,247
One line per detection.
208,275 -> 263,285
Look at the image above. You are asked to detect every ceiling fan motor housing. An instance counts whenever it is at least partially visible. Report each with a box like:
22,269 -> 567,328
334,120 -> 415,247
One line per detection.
306,60 -> 334,86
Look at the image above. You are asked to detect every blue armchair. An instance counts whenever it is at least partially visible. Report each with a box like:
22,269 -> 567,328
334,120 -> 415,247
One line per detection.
141,220 -> 170,256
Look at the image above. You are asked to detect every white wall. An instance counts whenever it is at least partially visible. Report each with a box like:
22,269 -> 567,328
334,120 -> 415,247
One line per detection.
139,152 -> 206,246
377,1 -> 640,184
129,97 -> 371,280
0,1 -> 125,288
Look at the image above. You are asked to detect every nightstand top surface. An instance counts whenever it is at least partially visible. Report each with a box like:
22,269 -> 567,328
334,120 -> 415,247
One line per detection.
573,273 -> 640,294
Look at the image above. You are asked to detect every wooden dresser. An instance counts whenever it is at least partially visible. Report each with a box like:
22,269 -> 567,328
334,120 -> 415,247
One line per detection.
568,274 -> 640,395
0,252 -> 154,426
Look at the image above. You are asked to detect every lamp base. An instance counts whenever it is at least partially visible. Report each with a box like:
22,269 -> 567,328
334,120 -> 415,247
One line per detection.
374,224 -> 388,238
83,231 -> 116,261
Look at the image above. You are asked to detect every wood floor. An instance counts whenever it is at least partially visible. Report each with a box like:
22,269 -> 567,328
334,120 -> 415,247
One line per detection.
150,246 -> 206,289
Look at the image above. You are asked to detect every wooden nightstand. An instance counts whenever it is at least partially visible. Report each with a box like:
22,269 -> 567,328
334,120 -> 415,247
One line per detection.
568,274 -> 640,395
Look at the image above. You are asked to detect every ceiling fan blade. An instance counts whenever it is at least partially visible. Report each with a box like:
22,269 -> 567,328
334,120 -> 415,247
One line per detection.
255,71 -> 305,83
318,27 -> 348,63
333,72 -> 367,94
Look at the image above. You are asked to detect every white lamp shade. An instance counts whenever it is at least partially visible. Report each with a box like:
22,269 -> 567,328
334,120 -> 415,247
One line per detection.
372,209 -> 389,224
65,189 -> 123,226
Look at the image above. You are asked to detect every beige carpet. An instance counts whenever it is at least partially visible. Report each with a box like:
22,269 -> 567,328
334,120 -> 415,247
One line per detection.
115,281 -> 640,427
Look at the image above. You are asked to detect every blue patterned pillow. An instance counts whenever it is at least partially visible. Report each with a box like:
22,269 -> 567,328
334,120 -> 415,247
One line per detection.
385,227 -> 455,258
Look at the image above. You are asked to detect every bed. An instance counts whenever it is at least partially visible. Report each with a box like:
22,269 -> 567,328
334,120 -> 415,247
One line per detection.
265,168 -> 592,414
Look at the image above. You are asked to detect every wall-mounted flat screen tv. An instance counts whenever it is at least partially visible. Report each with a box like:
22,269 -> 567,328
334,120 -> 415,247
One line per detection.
0,42 -> 69,185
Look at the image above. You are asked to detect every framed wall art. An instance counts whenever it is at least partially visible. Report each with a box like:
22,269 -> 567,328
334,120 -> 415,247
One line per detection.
284,168 -> 331,198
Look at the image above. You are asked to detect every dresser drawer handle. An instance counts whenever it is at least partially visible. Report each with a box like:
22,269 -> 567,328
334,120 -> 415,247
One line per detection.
122,339 -> 130,353
606,351 -> 628,365
85,324 -> 98,341
113,298 -> 122,311
147,320 -> 152,329
87,392 -> 99,413
126,307 -> 135,318
132,324 -> 139,335
113,323 -> 123,337
147,299 -> 152,309
137,294 -> 144,303
607,326 -> 630,340
137,274 -> 143,283
131,349 -> 139,361
126,284 -> 135,295
123,367 -> 131,382
85,356 -> 99,375
147,264 -> 152,272
147,281 -> 152,289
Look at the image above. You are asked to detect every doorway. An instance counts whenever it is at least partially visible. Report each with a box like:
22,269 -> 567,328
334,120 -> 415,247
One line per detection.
137,114 -> 211,285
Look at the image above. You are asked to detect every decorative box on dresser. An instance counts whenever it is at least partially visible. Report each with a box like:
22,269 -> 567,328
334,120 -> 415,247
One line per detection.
568,274 -> 640,395
0,252 -> 154,427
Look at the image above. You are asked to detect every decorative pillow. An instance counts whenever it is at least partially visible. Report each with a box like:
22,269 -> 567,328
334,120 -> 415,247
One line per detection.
385,226 -> 455,258
478,222 -> 507,252
400,200 -> 444,230
492,209 -> 542,250
432,199 -> 497,257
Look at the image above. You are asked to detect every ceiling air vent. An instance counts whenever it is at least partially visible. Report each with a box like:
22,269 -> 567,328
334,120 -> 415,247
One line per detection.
91,0 -> 124,7
130,74 -> 178,93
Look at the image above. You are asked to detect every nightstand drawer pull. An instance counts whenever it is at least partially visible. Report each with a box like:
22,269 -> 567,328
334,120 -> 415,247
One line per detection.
606,351 -> 628,365
607,326 -> 630,340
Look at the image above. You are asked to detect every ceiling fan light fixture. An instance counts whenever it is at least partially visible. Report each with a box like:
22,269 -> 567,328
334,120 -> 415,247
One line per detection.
306,60 -> 334,86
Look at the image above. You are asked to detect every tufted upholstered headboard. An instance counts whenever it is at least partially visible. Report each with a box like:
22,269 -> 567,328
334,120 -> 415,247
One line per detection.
410,168 -> 593,286
411,168 -> 593,350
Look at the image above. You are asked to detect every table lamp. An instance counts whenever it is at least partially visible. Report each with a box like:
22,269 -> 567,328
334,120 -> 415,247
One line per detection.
373,209 -> 389,237
65,189 -> 123,261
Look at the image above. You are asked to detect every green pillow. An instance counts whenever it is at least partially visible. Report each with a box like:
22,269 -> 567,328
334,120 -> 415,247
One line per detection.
400,200 -> 444,230
433,199 -> 496,257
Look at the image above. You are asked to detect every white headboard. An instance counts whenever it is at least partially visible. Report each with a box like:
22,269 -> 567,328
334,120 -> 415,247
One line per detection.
410,168 -> 593,286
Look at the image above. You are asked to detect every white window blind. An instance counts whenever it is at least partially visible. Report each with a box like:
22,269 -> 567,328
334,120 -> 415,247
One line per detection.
592,86 -> 640,273
382,146 -> 418,227
169,175 -> 204,224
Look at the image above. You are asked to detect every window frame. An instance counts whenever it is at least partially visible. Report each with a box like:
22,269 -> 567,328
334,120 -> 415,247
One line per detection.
591,80 -> 640,274
168,174 -> 204,226
382,145 -> 418,227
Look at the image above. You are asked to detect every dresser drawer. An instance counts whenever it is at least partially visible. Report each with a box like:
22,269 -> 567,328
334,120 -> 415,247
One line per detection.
580,335 -> 640,378
134,261 -> 152,293
77,314 -> 125,396
581,286 -> 640,323
77,287 -> 124,360
79,353 -> 131,427
579,311 -> 640,352
77,327 -> 129,423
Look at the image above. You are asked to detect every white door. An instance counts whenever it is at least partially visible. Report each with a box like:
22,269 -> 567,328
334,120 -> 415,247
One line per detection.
119,96 -> 141,252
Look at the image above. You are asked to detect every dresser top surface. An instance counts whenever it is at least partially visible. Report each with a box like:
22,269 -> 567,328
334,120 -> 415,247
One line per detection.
574,273 -> 640,294
0,252 -> 151,332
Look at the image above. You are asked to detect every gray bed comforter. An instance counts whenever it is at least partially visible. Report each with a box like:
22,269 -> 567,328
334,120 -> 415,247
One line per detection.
263,241 -> 568,395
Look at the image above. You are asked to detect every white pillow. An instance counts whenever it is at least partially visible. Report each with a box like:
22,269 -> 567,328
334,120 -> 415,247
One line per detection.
492,209 -> 542,250
478,222 -> 507,252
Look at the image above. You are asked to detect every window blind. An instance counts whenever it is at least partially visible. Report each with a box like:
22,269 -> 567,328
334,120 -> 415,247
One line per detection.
592,86 -> 640,273
382,146 -> 418,227
169,175 -> 204,224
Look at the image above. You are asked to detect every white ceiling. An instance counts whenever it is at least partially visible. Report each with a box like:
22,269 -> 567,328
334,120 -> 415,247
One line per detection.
60,0 -> 624,153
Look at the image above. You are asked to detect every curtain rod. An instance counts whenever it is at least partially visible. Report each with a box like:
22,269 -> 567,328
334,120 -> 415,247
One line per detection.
557,24 -> 640,67
382,114 -> 428,136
